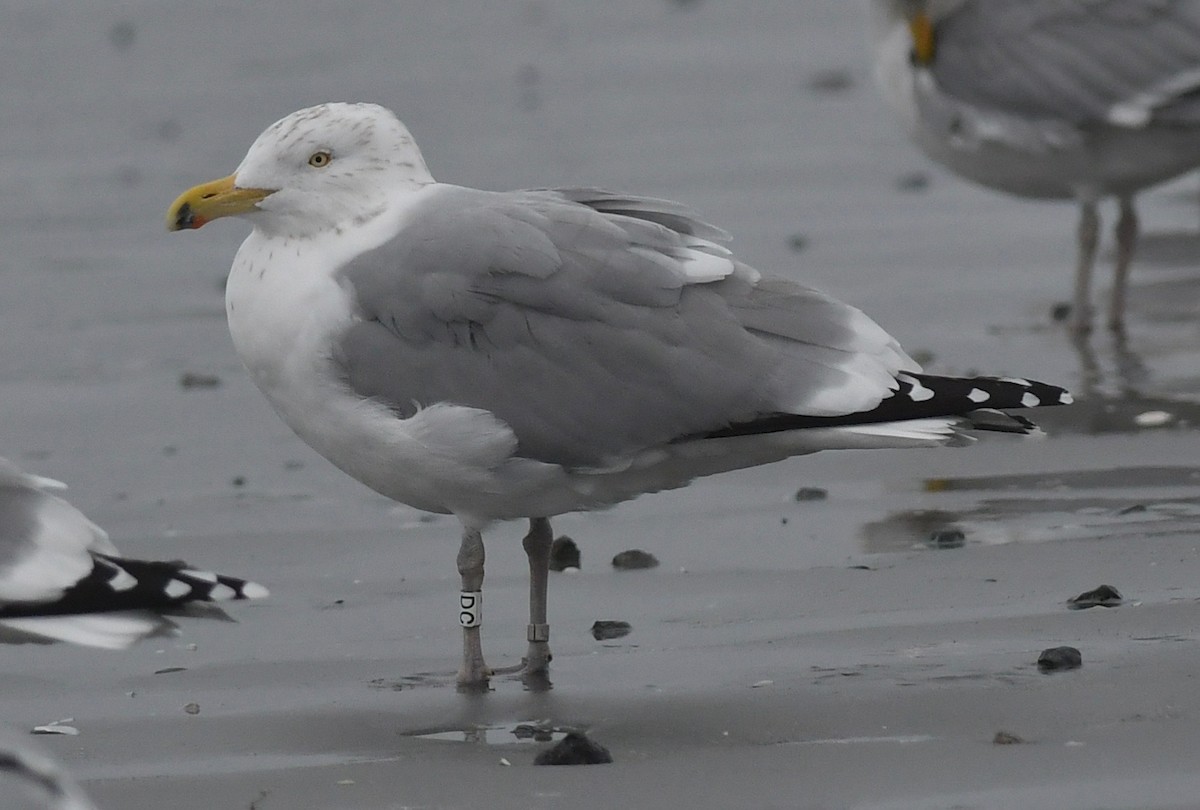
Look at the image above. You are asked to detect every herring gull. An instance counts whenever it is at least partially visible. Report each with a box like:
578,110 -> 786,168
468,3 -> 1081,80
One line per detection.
167,102 -> 1071,688
870,0 -> 1200,333
0,457 -> 268,649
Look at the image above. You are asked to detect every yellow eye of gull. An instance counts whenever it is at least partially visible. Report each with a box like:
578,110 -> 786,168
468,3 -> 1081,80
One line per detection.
308,150 -> 332,168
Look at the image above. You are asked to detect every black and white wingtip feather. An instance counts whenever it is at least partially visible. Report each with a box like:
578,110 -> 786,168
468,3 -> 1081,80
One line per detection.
705,373 -> 1072,440
0,457 -> 268,650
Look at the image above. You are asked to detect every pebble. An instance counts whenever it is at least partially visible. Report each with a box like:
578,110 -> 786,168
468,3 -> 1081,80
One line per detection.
1067,584 -> 1123,610
793,487 -> 828,502
534,732 -> 613,766
184,702 -> 201,715
591,620 -> 632,641
1037,646 -> 1082,672
549,535 -> 581,572
895,171 -> 931,192
612,549 -> 659,570
927,528 -> 965,549
179,371 -> 222,389
993,730 -> 1025,745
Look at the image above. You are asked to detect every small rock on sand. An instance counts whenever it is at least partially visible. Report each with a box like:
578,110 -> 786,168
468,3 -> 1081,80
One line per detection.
591,620 -> 632,640
993,730 -> 1025,745
179,371 -> 221,389
1037,646 -> 1082,673
1068,584 -> 1123,610
927,529 -> 965,549
793,486 -> 827,502
534,732 -> 613,766
549,535 -> 581,571
612,549 -> 658,570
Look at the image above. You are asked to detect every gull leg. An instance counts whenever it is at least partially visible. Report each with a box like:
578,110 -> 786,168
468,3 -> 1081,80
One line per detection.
522,517 -> 554,678
1070,199 -> 1100,334
456,526 -> 491,688
1108,194 -> 1138,333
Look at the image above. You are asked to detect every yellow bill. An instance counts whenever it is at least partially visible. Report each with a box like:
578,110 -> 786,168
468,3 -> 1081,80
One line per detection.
166,174 -> 274,231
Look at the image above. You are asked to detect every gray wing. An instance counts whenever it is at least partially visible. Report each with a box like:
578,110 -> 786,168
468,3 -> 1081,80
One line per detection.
334,186 -> 913,468
932,0 -> 1200,126
0,462 -> 111,604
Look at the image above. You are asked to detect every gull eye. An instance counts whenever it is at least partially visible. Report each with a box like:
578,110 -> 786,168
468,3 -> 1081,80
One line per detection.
308,150 -> 332,168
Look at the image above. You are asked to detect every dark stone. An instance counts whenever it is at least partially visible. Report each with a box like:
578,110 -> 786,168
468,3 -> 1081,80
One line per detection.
993,730 -> 1025,745
549,535 -> 581,571
612,549 -> 659,570
927,528 -> 965,549
534,732 -> 613,766
108,20 -> 136,51
1068,584 -> 1123,610
1117,504 -> 1146,515
179,371 -> 222,389
1050,302 -> 1072,322
1037,646 -> 1082,672
787,234 -> 809,253
807,68 -> 854,94
794,487 -> 828,502
591,620 -> 632,641
895,172 -> 930,192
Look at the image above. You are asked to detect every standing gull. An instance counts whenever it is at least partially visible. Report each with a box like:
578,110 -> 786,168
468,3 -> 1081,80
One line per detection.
0,457 -> 268,649
870,0 -> 1200,333
167,102 -> 1071,687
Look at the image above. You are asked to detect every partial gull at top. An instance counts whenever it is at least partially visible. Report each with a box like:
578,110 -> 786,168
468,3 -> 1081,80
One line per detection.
167,102 -> 1071,688
869,0 -> 1200,333
0,457 -> 268,649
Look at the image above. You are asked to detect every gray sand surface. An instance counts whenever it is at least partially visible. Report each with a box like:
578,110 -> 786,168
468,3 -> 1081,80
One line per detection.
3,3 -> 1200,808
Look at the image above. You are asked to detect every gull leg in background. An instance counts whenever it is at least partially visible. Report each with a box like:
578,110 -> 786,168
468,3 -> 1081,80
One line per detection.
456,526 -> 490,688
1109,194 -> 1138,333
1072,198 -> 1100,334
522,517 -> 553,682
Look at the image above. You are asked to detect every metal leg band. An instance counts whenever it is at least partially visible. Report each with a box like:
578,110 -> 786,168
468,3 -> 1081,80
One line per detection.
527,623 -> 550,643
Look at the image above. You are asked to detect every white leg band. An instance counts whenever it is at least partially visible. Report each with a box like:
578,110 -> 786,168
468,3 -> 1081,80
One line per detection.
459,591 -> 482,628
528,623 -> 549,643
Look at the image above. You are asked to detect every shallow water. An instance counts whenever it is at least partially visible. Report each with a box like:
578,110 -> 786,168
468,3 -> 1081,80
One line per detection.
2,2 -> 1200,809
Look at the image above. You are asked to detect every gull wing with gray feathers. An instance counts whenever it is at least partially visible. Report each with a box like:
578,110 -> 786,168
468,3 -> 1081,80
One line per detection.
0,457 -> 268,649
334,187 -> 916,469
929,0 -> 1200,126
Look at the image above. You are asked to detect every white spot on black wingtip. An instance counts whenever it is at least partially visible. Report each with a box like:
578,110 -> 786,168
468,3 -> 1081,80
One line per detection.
181,569 -> 218,583
900,374 -> 934,402
1021,392 -> 1041,408
107,566 -> 138,592
164,579 -> 192,599
1059,391 -> 1074,405
209,583 -> 237,601
998,377 -> 1031,387
240,581 -> 270,600
967,388 -> 990,403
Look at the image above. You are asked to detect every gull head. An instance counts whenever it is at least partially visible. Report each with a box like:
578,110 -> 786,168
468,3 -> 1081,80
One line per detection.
167,102 -> 434,238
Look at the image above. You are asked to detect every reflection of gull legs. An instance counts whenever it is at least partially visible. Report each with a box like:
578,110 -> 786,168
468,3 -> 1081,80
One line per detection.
1073,199 -> 1100,333
1110,196 -> 1138,333
1074,195 -> 1139,334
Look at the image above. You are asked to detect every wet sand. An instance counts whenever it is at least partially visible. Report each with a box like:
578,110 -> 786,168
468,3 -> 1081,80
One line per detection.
3,2 -> 1200,808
